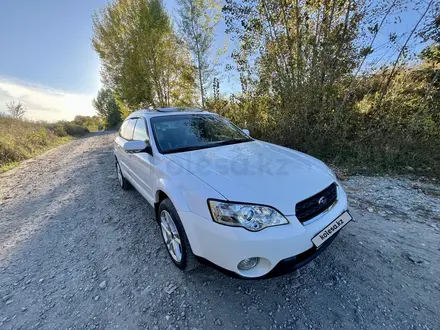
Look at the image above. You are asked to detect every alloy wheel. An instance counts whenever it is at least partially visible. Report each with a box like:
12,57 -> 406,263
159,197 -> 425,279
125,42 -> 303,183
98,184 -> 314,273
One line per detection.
160,210 -> 183,262
116,163 -> 123,187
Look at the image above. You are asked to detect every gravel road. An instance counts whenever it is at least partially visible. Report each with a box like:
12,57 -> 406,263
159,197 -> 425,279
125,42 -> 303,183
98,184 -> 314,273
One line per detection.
1,131 -> 439,330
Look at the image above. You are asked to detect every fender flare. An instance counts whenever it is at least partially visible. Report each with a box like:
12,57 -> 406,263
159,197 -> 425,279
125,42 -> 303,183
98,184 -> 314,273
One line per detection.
154,180 -> 190,213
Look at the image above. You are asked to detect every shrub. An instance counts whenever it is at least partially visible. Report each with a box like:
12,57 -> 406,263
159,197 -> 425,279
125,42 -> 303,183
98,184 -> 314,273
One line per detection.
62,122 -> 89,136
0,115 -> 90,171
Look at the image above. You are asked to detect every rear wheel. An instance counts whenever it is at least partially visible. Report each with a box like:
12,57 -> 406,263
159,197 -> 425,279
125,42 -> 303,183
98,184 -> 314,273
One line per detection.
115,160 -> 131,190
158,198 -> 198,271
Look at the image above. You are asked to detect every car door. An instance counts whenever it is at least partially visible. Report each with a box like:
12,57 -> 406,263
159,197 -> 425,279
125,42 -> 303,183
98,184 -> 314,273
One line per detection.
115,118 -> 136,179
129,117 -> 155,203
115,119 -> 128,161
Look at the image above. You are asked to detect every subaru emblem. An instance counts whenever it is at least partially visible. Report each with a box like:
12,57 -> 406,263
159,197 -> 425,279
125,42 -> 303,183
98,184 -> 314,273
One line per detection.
318,196 -> 327,205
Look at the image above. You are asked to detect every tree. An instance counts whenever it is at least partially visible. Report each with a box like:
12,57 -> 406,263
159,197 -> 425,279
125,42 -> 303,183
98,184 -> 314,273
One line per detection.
419,7 -> 440,64
177,0 -> 221,107
73,115 -> 104,131
92,0 -> 196,111
223,0 -> 363,130
92,88 -> 122,128
6,101 -> 26,119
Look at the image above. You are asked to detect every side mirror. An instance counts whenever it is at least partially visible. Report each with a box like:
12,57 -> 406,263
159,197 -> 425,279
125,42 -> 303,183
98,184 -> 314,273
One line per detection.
123,140 -> 148,153
242,128 -> 250,136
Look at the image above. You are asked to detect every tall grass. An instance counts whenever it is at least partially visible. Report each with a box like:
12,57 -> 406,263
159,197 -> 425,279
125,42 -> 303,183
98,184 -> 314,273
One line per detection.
0,115 -> 89,172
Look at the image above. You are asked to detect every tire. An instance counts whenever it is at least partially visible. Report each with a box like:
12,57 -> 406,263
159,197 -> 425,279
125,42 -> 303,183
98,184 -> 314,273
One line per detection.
158,198 -> 199,271
115,159 -> 132,190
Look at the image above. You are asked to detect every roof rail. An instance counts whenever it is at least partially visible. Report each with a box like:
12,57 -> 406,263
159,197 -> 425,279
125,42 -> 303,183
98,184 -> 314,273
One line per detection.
156,107 -> 203,112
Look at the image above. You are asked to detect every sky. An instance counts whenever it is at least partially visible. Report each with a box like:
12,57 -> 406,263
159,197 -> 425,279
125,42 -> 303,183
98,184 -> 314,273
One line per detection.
0,0 -> 429,122
0,0 -> 110,121
0,0 -> 234,122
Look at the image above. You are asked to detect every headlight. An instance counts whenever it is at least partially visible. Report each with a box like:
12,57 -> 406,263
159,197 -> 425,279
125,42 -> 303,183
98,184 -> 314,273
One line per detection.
208,200 -> 289,231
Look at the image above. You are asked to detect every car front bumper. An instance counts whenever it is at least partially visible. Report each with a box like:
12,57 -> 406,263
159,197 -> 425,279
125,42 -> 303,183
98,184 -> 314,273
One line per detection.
178,186 -> 349,279
198,230 -> 340,279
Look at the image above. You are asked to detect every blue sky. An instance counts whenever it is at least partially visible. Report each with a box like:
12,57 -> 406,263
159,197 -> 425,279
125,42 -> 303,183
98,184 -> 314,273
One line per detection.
0,0 -> 223,121
0,0 -> 109,120
0,0 -> 429,121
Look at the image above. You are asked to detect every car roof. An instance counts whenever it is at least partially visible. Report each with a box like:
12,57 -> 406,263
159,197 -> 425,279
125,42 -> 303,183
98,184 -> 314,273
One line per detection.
126,107 -> 215,119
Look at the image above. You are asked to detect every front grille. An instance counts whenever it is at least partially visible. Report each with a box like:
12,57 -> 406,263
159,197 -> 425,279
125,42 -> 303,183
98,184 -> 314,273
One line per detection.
295,183 -> 337,222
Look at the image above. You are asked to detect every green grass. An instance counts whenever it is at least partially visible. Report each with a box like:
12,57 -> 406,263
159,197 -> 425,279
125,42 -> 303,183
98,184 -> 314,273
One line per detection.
0,116 -> 86,173
0,161 -> 20,173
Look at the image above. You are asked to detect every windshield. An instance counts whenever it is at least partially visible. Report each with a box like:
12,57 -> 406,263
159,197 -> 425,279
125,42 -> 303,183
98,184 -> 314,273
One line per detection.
150,114 -> 252,154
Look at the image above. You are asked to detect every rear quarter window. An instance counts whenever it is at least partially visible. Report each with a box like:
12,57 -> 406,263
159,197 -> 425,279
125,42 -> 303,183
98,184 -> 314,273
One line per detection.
133,118 -> 149,141
120,119 -> 137,140
119,120 -> 128,138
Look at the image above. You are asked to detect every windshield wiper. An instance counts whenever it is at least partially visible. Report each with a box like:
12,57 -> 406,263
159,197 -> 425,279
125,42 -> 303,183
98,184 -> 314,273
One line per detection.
163,145 -> 209,154
214,138 -> 251,146
163,138 -> 252,154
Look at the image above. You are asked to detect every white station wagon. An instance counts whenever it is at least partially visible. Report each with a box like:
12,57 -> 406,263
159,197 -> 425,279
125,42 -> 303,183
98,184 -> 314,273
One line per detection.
114,107 -> 352,278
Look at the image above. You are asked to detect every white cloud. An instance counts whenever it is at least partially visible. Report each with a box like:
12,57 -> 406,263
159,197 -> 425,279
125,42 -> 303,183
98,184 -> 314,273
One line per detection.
0,78 -> 98,122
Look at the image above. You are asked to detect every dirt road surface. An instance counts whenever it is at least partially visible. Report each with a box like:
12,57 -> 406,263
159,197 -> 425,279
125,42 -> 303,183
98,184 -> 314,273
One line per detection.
1,132 -> 439,330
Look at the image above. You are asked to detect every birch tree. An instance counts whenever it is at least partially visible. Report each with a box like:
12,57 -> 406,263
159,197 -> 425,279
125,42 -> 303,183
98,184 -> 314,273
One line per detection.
177,0 -> 221,107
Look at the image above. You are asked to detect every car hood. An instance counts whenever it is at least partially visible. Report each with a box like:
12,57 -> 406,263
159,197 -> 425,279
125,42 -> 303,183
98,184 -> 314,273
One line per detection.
166,141 -> 335,215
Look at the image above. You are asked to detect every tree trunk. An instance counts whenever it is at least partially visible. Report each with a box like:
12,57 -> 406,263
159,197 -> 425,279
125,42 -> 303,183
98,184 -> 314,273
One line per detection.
196,46 -> 205,108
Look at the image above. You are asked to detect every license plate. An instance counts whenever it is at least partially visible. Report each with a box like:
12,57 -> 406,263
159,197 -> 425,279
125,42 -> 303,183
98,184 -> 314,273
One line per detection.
312,211 -> 352,247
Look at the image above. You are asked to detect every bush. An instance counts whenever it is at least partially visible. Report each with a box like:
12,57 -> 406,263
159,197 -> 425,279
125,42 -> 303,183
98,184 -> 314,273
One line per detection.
46,121 -> 89,137
62,122 -> 89,136
53,123 -> 67,137
0,116 -> 55,167
0,115 -> 90,171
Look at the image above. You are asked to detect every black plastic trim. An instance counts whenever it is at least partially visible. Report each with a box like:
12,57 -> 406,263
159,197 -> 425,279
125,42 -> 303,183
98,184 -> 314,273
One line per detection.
295,183 -> 337,222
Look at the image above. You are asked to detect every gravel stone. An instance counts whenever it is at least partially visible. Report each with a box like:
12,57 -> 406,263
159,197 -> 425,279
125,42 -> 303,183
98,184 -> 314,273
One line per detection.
164,283 -> 178,295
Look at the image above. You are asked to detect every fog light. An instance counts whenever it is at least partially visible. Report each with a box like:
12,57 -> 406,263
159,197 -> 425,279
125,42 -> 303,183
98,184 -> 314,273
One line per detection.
238,257 -> 259,270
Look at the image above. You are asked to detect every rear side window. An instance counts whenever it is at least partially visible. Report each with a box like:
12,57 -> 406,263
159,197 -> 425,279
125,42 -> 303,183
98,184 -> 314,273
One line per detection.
119,120 -> 128,138
133,118 -> 149,141
121,119 -> 137,140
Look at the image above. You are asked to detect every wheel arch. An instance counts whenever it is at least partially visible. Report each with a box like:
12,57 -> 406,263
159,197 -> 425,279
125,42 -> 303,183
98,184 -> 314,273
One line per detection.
154,186 -> 190,216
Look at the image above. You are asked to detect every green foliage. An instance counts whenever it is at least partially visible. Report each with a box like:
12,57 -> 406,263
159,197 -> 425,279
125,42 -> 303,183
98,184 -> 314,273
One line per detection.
114,95 -> 132,120
0,115 -> 90,171
89,0 -> 439,178
218,0 -> 440,178
46,121 -> 90,137
177,0 -> 222,107
73,115 -> 104,131
92,0 -> 196,111
420,44 -> 440,64
224,0 -> 362,116
207,61 -> 440,178
92,88 -> 121,128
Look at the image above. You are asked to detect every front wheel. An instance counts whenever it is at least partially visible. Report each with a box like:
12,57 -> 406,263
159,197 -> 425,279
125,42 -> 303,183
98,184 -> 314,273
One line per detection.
158,198 -> 198,271
115,160 -> 131,190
